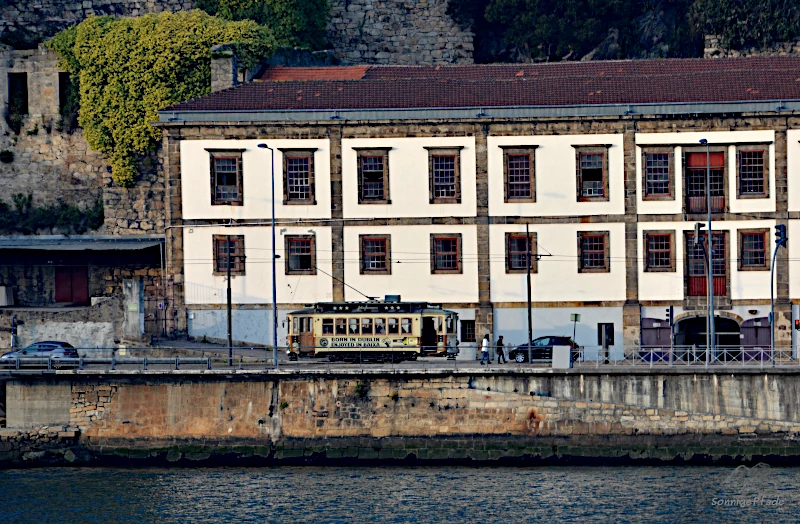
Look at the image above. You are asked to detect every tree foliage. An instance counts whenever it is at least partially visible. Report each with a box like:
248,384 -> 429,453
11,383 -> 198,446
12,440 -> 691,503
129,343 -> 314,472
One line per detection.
449,0 -> 798,62
693,0 -> 800,49
0,194 -> 104,235
196,0 -> 329,49
45,11 -> 278,187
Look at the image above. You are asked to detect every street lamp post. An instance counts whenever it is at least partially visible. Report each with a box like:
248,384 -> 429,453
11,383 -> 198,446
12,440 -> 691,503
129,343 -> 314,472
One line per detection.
257,143 -> 279,368
700,138 -> 715,362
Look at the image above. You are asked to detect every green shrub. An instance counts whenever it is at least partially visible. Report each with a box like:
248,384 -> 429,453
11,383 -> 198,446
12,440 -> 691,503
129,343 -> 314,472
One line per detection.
0,193 -> 104,235
45,11 -> 280,187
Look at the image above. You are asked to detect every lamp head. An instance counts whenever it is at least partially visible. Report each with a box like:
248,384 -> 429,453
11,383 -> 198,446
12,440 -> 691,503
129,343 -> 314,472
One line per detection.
699,138 -> 708,145
257,143 -> 269,149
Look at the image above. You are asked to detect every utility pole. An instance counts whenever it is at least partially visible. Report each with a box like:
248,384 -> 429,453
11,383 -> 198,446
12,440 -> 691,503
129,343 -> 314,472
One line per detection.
526,223 -> 533,354
227,239 -> 233,366
771,224 -> 788,366
700,138 -> 715,360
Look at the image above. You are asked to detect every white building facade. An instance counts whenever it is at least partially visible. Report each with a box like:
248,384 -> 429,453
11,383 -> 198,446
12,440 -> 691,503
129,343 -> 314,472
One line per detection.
159,58 -> 800,355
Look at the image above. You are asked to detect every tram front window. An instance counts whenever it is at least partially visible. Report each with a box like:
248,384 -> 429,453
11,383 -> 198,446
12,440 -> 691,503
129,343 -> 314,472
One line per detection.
348,318 -> 360,334
388,318 -> 399,334
336,318 -> 347,335
322,318 -> 334,335
446,316 -> 456,334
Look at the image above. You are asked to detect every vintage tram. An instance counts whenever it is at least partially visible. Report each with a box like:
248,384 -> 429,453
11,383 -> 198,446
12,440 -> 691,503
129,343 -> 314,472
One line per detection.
286,298 -> 459,362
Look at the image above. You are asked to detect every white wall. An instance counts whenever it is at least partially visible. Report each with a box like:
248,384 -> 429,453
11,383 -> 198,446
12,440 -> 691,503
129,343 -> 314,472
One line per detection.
180,139 -> 331,220
637,220 -> 775,302
789,219 -> 800,300
341,137 -> 477,218
636,131 -> 776,215
488,134 -> 625,217
183,225 -> 334,305
342,225 -> 479,303
788,130 -> 800,212
489,223 -> 627,302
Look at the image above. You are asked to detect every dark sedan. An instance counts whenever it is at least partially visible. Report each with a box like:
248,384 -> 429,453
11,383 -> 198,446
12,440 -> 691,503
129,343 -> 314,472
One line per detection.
508,336 -> 580,363
0,341 -> 78,366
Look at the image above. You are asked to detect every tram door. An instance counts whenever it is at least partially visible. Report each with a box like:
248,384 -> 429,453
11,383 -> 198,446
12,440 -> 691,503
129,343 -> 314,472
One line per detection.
421,317 -> 437,353
298,317 -> 314,352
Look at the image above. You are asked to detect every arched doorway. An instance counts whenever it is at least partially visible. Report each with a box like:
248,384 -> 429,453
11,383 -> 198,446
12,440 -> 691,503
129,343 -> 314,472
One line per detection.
674,316 -> 741,348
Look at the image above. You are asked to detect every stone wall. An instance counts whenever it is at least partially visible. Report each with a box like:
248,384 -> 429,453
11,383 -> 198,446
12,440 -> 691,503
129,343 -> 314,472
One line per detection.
4,370 -> 800,466
327,0 -> 474,64
704,34 -> 800,59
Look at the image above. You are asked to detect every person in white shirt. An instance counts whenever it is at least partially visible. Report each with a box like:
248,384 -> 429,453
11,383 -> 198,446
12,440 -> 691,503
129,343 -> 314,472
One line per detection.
480,334 -> 490,365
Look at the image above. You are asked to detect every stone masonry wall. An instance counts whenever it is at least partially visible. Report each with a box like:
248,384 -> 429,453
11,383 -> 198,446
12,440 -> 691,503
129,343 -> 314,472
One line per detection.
327,0 -> 474,64
704,34 -> 800,59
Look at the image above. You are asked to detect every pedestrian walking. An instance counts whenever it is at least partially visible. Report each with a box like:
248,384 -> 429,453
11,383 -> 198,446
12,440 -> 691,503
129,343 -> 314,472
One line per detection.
495,335 -> 506,363
480,334 -> 490,365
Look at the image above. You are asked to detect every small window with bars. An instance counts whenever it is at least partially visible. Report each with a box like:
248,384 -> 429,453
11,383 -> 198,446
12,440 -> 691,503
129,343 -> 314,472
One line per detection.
360,235 -> 390,274
643,151 -> 672,199
356,149 -> 390,203
578,232 -> 609,272
502,147 -> 536,202
210,152 -> 244,206
285,235 -> 316,275
431,234 -> 462,274
739,230 -> 768,270
213,235 -> 245,275
644,232 -> 674,272
738,149 -> 767,197
281,149 -> 316,204
505,232 -> 537,273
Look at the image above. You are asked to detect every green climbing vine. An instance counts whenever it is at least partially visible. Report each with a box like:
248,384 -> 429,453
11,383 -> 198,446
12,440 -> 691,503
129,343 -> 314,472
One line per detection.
45,10 -> 280,187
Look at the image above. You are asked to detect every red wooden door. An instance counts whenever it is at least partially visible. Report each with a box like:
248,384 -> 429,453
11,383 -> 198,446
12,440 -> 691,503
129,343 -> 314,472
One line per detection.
54,266 -> 89,304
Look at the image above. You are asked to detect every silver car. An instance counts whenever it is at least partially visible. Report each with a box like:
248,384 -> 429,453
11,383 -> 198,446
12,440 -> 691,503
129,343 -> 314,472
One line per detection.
0,341 -> 79,367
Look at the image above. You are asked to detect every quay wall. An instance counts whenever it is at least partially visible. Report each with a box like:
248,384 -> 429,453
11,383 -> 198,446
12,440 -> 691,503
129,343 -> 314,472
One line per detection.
3,370 -> 800,466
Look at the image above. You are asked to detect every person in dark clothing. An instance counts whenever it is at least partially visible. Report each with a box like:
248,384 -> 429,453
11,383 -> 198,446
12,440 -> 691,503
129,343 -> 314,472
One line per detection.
495,335 -> 506,364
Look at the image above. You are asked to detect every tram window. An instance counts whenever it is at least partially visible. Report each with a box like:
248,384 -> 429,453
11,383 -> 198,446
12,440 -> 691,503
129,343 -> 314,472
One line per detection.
375,318 -> 386,335
446,316 -> 456,334
322,318 -> 334,335
335,318 -> 347,335
434,317 -> 443,334
362,318 -> 373,335
348,318 -> 360,335
299,317 -> 309,332
388,318 -> 399,334
401,318 -> 412,334
292,317 -> 298,335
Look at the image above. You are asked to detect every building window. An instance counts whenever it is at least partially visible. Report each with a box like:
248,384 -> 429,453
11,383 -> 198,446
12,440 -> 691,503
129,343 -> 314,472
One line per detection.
644,231 -> 675,272
685,150 -> 725,213
213,235 -> 245,275
360,235 -> 391,274
461,320 -> 476,343
686,232 -> 726,296
737,148 -> 768,198
642,149 -> 674,200
739,230 -> 768,270
430,234 -> 462,274
574,146 -> 609,202
285,235 -> 316,275
578,231 -> 610,272
501,146 -> 536,202
8,72 -> 28,116
425,147 -> 462,203
207,149 -> 245,206
355,148 -> 391,204
505,232 -> 537,273
280,148 -> 317,204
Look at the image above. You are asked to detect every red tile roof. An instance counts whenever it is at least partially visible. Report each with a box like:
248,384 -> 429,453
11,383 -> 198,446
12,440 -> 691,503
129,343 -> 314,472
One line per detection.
165,57 -> 800,112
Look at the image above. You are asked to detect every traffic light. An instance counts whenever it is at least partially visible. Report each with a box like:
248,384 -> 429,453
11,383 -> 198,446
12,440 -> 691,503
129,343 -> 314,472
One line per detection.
693,223 -> 705,245
665,306 -> 674,327
795,319 -> 800,331
775,224 -> 787,247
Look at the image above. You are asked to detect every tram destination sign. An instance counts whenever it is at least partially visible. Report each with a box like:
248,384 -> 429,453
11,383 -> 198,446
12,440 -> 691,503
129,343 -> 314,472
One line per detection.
319,337 -> 394,349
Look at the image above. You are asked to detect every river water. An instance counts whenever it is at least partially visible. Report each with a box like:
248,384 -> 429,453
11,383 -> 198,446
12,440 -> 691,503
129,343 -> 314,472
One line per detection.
1,465 -> 798,523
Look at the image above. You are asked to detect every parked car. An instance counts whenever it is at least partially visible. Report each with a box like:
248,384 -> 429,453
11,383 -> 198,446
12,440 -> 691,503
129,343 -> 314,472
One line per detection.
508,336 -> 581,363
0,341 -> 78,367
